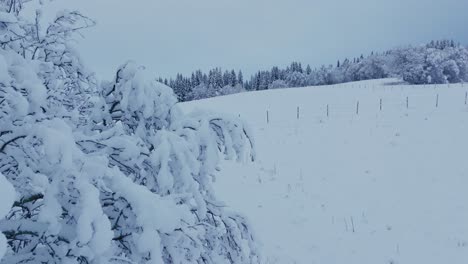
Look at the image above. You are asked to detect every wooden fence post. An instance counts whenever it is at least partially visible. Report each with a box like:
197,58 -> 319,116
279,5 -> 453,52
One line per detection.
380,98 -> 382,111
436,94 -> 439,108
356,101 -> 359,115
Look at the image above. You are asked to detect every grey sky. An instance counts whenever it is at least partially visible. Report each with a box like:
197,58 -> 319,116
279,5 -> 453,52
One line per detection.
40,0 -> 468,79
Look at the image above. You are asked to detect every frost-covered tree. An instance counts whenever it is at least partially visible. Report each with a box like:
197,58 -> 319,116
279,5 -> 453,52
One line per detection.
220,83 -> 245,95
237,70 -> 243,85
95,62 -> 259,264
0,1 -> 260,264
0,172 -> 15,260
286,71 -> 307,87
268,79 -> 288,89
391,42 -> 468,84
305,64 -> 312,75
186,83 -> 215,101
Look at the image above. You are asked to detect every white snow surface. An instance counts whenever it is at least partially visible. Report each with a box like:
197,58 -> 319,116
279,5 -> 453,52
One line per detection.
0,11 -> 17,23
180,78 -> 468,264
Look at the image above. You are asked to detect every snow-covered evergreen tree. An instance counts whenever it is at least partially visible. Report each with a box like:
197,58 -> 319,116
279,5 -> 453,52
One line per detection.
237,70 -> 243,85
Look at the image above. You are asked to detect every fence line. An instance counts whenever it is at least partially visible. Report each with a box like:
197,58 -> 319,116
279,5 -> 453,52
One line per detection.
259,91 -> 468,124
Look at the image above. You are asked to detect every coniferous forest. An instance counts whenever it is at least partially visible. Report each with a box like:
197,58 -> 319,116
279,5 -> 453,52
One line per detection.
164,40 -> 468,101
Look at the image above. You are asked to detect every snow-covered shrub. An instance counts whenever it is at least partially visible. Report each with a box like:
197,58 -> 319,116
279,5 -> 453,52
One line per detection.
0,2 -> 260,264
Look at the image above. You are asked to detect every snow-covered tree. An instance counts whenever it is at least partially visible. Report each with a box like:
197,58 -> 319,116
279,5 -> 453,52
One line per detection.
186,83 -> 215,100
95,62 -> 259,264
286,71 -> 307,87
220,83 -> 245,95
0,1 -> 260,264
0,172 -> 15,260
237,70 -> 243,85
268,79 -> 288,89
391,42 -> 468,84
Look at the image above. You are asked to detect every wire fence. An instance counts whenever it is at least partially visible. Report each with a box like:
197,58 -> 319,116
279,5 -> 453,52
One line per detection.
250,87 -> 468,126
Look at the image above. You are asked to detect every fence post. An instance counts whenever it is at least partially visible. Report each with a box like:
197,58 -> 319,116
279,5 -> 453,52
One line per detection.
326,104 -> 329,118
297,106 -> 300,120
267,110 -> 269,124
436,94 -> 439,108
406,96 -> 409,109
356,101 -> 359,115
380,98 -> 382,111
465,91 -> 467,105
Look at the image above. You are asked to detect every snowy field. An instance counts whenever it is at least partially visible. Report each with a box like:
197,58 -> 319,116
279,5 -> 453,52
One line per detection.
179,79 -> 468,264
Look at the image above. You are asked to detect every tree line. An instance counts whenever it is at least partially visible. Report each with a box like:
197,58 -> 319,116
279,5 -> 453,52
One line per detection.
164,39 -> 468,102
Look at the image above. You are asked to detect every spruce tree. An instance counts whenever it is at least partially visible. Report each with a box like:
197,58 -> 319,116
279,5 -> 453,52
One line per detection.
238,70 -> 244,85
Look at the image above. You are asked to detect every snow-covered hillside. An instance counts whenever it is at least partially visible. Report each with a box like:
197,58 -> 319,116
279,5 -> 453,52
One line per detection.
180,79 -> 468,264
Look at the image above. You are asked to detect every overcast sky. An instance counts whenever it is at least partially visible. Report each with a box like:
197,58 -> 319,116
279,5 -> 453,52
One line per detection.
36,0 -> 468,79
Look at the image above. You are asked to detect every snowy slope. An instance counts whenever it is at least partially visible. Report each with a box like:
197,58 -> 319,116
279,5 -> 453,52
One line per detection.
179,79 -> 468,264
